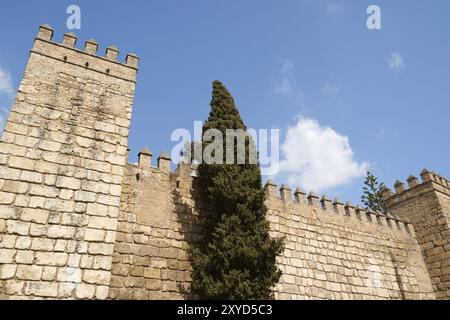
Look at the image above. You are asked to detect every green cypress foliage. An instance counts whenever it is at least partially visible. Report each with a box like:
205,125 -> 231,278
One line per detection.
191,81 -> 284,300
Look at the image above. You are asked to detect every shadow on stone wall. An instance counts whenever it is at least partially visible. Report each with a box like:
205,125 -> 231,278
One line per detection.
171,177 -> 209,300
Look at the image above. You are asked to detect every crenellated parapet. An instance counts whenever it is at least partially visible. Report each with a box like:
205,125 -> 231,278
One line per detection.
382,169 -> 450,209
134,147 -> 172,174
264,180 -> 415,238
33,25 -> 139,83
127,148 -> 418,239
262,180 -> 434,299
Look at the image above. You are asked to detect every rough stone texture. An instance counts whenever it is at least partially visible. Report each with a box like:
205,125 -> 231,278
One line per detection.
108,161 -> 438,300
384,171 -> 450,300
0,25 -> 137,299
1,25 -> 450,300
266,188 -> 434,300
108,162 -> 201,300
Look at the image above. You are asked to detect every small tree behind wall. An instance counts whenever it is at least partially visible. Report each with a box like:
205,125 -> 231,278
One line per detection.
361,171 -> 387,214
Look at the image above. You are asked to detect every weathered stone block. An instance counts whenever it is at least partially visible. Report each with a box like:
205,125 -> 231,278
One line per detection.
6,220 -> 30,236
8,156 -> 35,171
88,243 -> 114,256
93,256 -> 112,271
0,264 -> 17,279
84,228 -> 106,242
2,181 -> 29,194
24,281 -> 58,297
57,267 -> 82,283
86,203 -> 109,217
16,265 -> 43,281
95,286 -> 109,300
144,268 -> 161,280
46,225 -> 75,239
55,177 -> 81,190
87,216 -> 117,231
0,192 -> 15,205
20,171 -> 43,183
42,267 -> 57,281
35,252 -> 68,267
5,280 -> 25,295
83,269 -> 111,285
21,208 -> 49,224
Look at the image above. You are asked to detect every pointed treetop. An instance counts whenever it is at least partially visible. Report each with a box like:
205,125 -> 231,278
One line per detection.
206,80 -> 246,132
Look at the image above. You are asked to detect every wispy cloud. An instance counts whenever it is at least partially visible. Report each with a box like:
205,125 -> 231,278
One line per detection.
321,82 -> 340,96
0,66 -> 13,97
277,116 -> 368,192
387,52 -> 404,70
326,2 -> 344,16
274,59 -> 295,95
372,128 -> 388,140
0,65 -> 14,131
273,59 -> 305,106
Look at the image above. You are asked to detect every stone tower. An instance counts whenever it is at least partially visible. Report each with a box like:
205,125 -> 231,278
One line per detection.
383,170 -> 450,300
0,25 -> 138,299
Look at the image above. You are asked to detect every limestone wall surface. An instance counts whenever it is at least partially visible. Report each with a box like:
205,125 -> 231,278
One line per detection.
109,159 -> 437,300
108,159 -> 202,300
0,25 -> 137,299
384,171 -> 450,299
266,184 -> 434,300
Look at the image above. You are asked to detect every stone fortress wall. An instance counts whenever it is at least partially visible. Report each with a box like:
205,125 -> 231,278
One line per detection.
0,26 -> 449,300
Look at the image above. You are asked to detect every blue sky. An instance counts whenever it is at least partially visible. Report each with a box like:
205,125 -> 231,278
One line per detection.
0,0 -> 449,204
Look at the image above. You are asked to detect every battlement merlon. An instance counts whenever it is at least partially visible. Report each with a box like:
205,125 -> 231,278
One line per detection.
263,180 -> 415,238
382,169 -> 450,208
34,24 -> 139,83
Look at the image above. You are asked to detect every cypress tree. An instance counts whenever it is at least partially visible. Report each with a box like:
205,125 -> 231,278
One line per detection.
191,81 -> 284,300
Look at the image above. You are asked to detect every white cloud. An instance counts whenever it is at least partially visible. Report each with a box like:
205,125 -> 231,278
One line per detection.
277,116 -> 369,192
327,2 -> 344,15
387,52 -> 404,70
